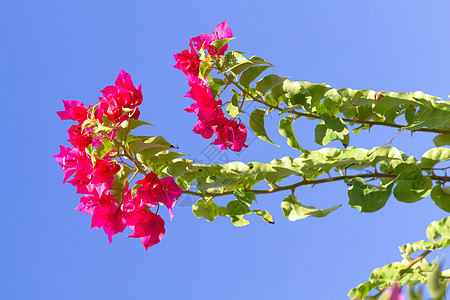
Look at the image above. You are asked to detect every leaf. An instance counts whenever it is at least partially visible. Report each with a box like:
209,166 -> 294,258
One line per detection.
421,147 -> 450,169
347,177 -> 393,212
278,117 -> 308,153
92,138 -> 115,159
192,198 -> 227,222
253,209 -> 274,224
220,51 -> 252,73
249,109 -> 279,146
239,65 -> 271,87
281,195 -> 341,221
116,119 -> 153,141
426,217 -> 450,241
428,262 -> 447,300
255,74 -> 287,96
431,184 -> 450,212
433,134 -> 450,147
393,163 -> 432,203
225,189 -> 257,226
248,56 -> 272,66
314,114 -> 349,147
226,91 -> 240,117
210,38 -> 235,53
399,240 -> 435,257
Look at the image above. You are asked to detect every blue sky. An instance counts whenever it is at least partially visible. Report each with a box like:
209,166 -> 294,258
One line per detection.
2,0 -> 450,299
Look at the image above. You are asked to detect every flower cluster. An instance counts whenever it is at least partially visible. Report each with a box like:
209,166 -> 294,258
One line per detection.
174,20 -> 248,152
54,70 -> 183,250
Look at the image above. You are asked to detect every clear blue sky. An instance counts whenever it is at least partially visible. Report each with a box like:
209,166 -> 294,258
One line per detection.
2,0 -> 450,299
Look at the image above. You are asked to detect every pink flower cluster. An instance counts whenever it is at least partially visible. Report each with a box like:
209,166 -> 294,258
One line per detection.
54,70 -> 183,250
174,20 -> 248,152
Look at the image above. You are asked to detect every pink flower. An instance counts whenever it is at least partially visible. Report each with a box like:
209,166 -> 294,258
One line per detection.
193,119 -> 215,139
57,100 -> 88,124
173,41 -> 201,77
90,159 -> 121,188
192,117 -> 248,152
159,176 -> 184,220
135,172 -> 184,220
191,20 -> 233,56
53,145 -> 92,183
184,84 -> 223,121
125,207 -> 166,250
67,125 -> 93,150
98,69 -> 142,123
388,283 -> 405,300
211,117 -> 248,152
91,201 -> 126,243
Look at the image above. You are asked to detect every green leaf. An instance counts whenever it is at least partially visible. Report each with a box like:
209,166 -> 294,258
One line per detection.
393,163 -> 432,203
314,114 -> 349,147
92,138 -> 115,158
224,189 -> 257,226
239,65 -> 271,87
407,108 -> 450,131
111,165 -> 134,205
399,240 -> 435,257
253,209 -> 274,224
192,198 -> 227,222
278,117 -> 308,153
347,177 -> 393,212
433,134 -> 450,147
210,38 -> 235,53
348,281 -> 381,299
428,262 -> 447,300
248,56 -> 272,66
281,195 -> 341,221
421,147 -> 450,169
307,83 -> 331,102
226,91 -> 240,117
249,109 -> 279,146
255,74 -> 287,96
426,217 -> 450,241
220,51 -> 252,73
431,184 -> 450,212
116,119 -> 153,141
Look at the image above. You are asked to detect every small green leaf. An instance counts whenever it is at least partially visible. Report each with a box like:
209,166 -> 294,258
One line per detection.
253,209 -> 274,224
433,134 -> 450,147
239,65 -> 271,87
314,114 -> 349,147
92,138 -> 115,158
393,163 -> 432,203
226,91 -> 240,117
347,177 -> 393,212
210,38 -> 235,53
255,74 -> 287,96
281,195 -> 341,221
421,147 -> 450,169
249,109 -> 279,146
426,217 -> 450,241
220,51 -> 252,72
192,198 -> 227,222
248,56 -> 272,66
278,117 -> 308,153
431,184 -> 450,212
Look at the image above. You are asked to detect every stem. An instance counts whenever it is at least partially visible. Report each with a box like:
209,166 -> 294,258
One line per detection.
183,172 -> 449,198
215,63 -> 450,135
399,249 -> 433,277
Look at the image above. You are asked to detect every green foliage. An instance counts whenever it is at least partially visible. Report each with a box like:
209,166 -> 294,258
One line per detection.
249,108 -> 279,146
281,195 -> 340,221
349,217 -> 450,299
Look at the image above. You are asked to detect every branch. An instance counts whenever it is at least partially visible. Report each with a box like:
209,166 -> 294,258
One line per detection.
399,249 -> 433,277
183,172 -> 449,198
216,65 -> 450,135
